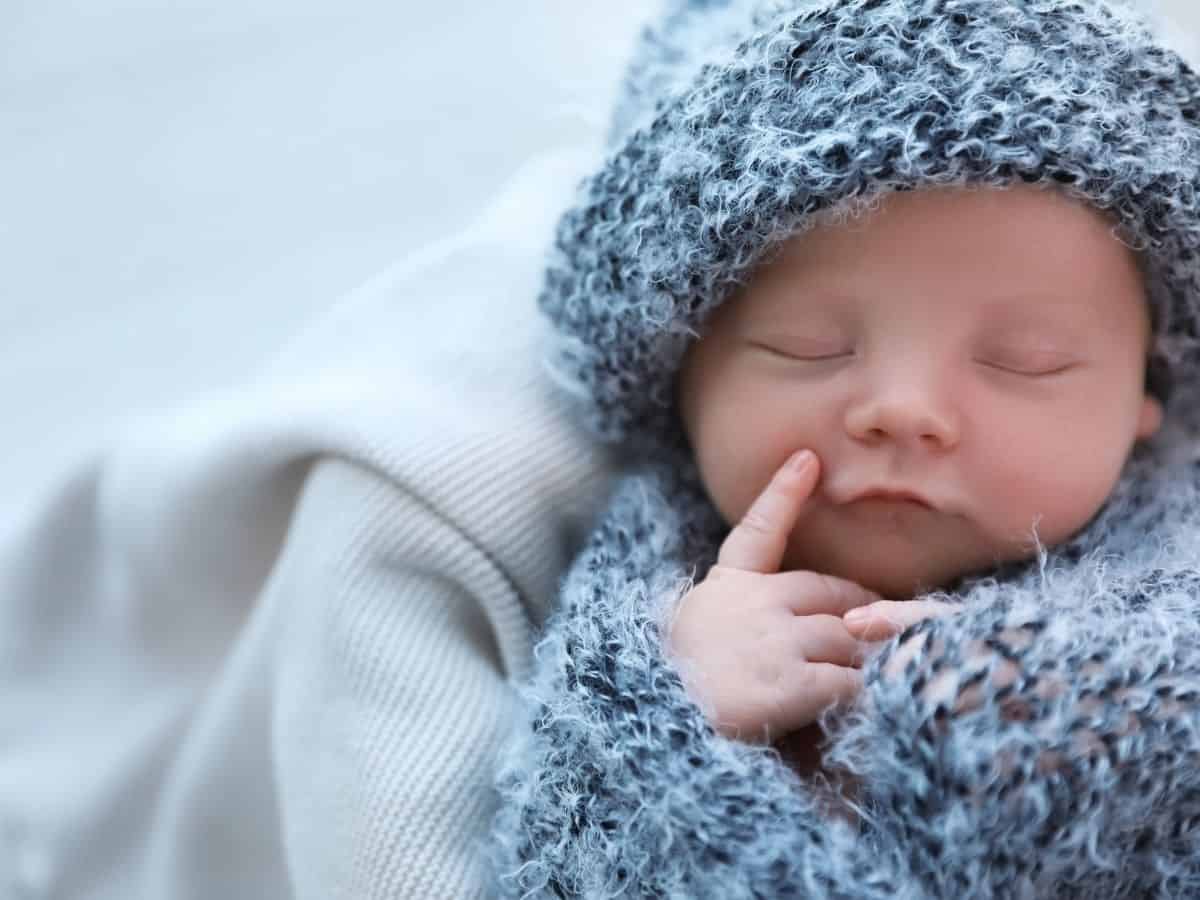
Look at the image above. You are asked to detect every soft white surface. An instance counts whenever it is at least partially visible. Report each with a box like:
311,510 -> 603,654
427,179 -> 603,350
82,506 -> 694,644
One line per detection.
0,1 -> 647,510
0,147 -> 618,897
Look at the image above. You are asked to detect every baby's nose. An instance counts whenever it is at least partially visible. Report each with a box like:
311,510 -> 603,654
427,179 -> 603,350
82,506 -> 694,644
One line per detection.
844,383 -> 960,449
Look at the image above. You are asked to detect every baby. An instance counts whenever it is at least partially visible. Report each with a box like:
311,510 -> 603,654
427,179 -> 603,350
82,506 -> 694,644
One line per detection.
491,0 -> 1200,897
669,183 -> 1162,764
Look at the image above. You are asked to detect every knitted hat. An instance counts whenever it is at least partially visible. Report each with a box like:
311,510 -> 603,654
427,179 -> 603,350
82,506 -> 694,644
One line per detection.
538,0 -> 1200,461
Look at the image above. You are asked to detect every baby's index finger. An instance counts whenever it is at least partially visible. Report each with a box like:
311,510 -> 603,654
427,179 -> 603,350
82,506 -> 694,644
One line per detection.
716,450 -> 819,573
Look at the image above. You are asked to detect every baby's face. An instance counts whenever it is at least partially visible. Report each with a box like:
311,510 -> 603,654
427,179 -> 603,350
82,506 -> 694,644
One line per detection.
678,185 -> 1163,600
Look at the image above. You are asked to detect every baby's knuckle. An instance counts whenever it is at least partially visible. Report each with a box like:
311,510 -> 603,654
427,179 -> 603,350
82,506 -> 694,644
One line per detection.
705,565 -> 732,583
752,658 -> 783,687
815,572 -> 853,604
815,572 -> 841,593
738,508 -> 773,538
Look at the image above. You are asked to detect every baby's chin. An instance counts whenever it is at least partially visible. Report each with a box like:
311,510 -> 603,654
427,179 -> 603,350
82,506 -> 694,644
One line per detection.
783,533 -> 1016,601
846,565 -> 973,602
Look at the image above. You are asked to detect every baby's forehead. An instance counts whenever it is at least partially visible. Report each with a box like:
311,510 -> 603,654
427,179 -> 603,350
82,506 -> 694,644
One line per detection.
728,186 -> 1149,326
737,291 -> 1092,336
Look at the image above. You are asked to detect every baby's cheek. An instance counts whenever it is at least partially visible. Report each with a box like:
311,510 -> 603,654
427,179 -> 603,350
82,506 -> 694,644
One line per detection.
992,460 -> 1117,551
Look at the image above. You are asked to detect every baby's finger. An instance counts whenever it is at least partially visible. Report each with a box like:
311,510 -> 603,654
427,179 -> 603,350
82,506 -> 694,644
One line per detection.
772,663 -> 864,735
842,599 -> 959,641
717,450 -> 819,574
771,569 -> 886,618
788,613 -> 874,668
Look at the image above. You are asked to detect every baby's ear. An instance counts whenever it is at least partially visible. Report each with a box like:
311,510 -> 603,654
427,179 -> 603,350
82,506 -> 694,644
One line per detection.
1137,394 -> 1164,441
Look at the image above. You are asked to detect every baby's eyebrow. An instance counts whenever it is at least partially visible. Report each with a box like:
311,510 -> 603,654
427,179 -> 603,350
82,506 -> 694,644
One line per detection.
740,298 -> 1103,346
975,298 -> 1100,332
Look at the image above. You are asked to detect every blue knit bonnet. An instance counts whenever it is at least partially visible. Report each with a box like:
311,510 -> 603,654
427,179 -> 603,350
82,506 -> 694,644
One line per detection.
538,0 -> 1200,464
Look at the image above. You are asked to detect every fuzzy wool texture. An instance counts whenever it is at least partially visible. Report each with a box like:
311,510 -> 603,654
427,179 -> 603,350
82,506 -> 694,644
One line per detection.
491,0 -> 1200,897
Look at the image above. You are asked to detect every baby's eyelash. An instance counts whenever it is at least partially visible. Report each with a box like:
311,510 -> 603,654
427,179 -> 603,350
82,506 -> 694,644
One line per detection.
977,360 -> 1076,377
750,342 -> 852,362
750,342 -> 1075,376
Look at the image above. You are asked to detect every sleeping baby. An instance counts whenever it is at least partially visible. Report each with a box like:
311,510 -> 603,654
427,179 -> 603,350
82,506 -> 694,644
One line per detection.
491,0 -> 1200,897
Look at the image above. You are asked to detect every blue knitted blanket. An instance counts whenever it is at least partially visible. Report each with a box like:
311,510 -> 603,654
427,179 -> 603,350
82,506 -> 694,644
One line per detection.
491,446 -> 1200,898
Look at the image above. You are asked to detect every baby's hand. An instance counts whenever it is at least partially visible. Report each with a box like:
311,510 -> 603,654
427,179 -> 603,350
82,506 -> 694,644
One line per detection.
666,450 -> 883,744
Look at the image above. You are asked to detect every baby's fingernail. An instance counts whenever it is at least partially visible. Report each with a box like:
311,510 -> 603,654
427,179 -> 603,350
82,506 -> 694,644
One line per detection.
844,608 -> 870,625
787,450 -> 813,473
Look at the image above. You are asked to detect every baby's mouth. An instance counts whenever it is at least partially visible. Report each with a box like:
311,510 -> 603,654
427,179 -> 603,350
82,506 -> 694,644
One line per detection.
847,487 -> 935,509
842,496 -> 940,532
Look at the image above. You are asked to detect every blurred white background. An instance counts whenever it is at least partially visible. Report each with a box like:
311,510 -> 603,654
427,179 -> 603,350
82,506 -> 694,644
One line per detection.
2,1 -> 1198,510
0,1 -> 648,508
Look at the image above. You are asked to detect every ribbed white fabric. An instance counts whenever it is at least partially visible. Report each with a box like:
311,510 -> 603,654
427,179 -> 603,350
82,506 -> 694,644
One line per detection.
0,147 -> 616,899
